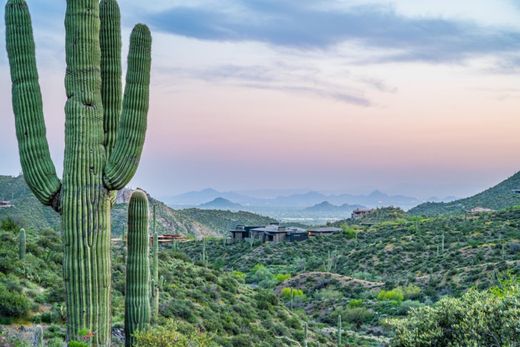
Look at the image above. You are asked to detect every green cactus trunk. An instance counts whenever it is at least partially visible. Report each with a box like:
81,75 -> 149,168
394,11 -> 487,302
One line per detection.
125,190 -> 151,347
150,205 -> 159,324
5,1 -> 151,345
19,228 -> 26,260
125,191 -> 150,347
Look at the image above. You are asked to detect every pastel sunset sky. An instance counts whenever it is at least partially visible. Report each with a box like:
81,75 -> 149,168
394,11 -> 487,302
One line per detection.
1,0 -> 520,199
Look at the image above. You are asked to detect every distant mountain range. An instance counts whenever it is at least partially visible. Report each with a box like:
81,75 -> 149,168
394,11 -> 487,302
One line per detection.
303,201 -> 365,213
199,197 -> 243,210
166,188 -> 423,210
410,171 -> 520,216
0,175 -> 272,238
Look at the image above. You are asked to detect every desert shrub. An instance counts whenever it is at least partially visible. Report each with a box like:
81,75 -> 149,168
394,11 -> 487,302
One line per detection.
280,287 -> 305,301
315,288 -> 343,301
0,218 -> 19,232
341,224 -> 358,239
274,273 -> 291,283
348,298 -> 364,308
47,338 -> 65,347
134,320 -> 212,347
377,288 -> 404,302
343,307 -> 375,329
0,283 -> 31,318
401,285 -> 421,300
389,279 -> 520,347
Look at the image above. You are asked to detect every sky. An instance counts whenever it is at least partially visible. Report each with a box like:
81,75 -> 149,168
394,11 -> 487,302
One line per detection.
1,0 -> 520,200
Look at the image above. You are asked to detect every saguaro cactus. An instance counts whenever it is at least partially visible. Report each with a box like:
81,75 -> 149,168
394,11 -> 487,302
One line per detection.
150,205 -> 159,324
337,314 -> 342,347
5,0 -> 152,345
125,191 -> 151,347
19,228 -> 26,260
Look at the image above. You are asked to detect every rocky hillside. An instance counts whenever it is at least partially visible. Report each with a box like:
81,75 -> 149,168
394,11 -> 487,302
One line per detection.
410,171 -> 520,216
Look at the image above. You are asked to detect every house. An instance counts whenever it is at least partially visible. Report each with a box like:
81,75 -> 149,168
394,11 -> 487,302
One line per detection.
0,201 -> 13,208
307,227 -> 342,237
352,208 -> 373,220
251,224 -> 287,242
286,227 -> 308,242
469,207 -> 495,214
230,225 -> 265,240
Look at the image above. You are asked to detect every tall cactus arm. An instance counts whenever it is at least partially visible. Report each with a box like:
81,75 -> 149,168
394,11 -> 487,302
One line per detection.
100,0 -> 122,158
5,0 -> 61,210
104,24 -> 151,191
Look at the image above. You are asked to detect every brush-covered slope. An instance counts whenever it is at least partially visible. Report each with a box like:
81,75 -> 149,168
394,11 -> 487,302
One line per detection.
0,225 -> 333,346
410,171 -> 520,216
178,209 -> 520,344
181,209 -> 520,295
178,208 -> 276,234
0,175 -> 59,230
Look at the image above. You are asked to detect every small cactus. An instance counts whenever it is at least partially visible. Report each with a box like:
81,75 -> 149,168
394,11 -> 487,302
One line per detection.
303,322 -> 308,347
201,237 -> 207,265
337,314 -> 342,347
33,325 -> 43,347
19,228 -> 26,260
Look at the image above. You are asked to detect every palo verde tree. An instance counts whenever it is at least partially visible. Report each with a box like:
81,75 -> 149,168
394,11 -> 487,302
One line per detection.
5,0 -> 152,345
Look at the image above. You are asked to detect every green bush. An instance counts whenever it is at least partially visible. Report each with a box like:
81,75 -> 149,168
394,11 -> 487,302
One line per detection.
133,319 -> 212,347
377,288 -> 404,302
389,279 -> 520,347
343,307 -> 375,329
0,283 -> 31,318
280,287 -> 305,301
274,273 -> 291,283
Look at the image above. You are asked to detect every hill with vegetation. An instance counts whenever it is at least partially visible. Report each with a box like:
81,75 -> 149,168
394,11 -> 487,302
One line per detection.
178,208 -> 520,345
0,175 -> 274,239
0,224 -> 334,346
409,171 -> 520,216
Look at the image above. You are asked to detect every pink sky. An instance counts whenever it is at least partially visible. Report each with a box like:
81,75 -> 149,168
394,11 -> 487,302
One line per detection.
1,1 -> 520,199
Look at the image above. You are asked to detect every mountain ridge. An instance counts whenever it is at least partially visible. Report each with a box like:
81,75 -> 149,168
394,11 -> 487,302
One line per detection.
410,171 -> 520,216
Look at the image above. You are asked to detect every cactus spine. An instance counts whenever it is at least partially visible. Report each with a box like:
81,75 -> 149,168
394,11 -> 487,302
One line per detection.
125,191 -> 151,347
5,0 -> 151,344
19,228 -> 26,260
151,205 -> 159,324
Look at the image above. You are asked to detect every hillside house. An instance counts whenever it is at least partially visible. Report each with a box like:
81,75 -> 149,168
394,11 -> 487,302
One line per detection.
230,224 -> 317,242
307,227 -> 342,237
230,225 -> 265,240
251,225 -> 288,242
0,201 -> 13,208
469,207 -> 495,214
352,208 -> 373,219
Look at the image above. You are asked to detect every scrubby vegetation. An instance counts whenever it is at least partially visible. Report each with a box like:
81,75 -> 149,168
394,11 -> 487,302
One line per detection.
389,275 -> 520,347
178,208 -> 520,344
0,223 -> 332,346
